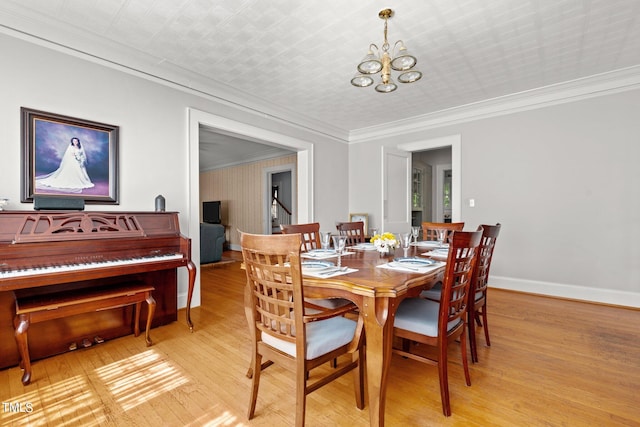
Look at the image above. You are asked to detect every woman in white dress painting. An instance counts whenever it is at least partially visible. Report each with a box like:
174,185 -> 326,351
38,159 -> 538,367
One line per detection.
36,137 -> 94,192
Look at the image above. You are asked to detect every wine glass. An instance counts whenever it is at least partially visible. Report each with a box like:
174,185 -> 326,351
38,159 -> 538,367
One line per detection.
436,230 -> 446,247
411,226 -> 420,243
370,228 -> 379,238
320,231 -> 332,250
400,232 -> 411,257
332,235 -> 347,267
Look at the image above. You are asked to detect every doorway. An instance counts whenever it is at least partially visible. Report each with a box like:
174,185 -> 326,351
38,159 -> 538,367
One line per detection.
187,108 -> 314,309
412,148 -> 453,223
398,134 -> 460,223
265,166 -> 296,234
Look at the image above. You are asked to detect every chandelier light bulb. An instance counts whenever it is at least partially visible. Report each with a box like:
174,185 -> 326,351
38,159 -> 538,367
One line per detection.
357,46 -> 383,74
351,73 -> 375,87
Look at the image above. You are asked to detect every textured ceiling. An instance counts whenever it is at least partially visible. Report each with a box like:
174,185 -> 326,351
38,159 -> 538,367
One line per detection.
198,126 -> 294,171
1,0 -> 640,167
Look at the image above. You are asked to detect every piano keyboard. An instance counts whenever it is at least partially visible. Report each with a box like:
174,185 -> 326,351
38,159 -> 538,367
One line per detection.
0,253 -> 184,280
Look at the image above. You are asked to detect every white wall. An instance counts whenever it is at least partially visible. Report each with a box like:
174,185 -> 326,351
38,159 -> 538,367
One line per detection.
349,88 -> 640,307
3,30 -> 637,308
0,33 -> 348,309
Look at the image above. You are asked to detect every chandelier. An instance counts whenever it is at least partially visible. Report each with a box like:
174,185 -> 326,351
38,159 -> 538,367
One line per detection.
351,9 -> 422,93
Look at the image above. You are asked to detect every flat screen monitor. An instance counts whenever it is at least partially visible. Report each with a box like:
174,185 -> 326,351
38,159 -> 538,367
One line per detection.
203,201 -> 221,224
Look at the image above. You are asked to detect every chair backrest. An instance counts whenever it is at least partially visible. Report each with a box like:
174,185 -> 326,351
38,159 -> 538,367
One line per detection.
336,221 -> 365,246
280,222 -> 321,252
469,224 -> 501,304
421,222 -> 465,242
241,232 -> 307,355
439,230 -> 482,336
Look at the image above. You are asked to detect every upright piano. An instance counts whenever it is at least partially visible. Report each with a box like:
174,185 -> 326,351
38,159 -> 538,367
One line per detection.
0,210 -> 196,370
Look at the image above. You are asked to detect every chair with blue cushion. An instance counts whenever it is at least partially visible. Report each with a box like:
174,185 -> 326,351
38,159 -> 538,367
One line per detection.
241,232 -> 365,427
467,223 -> 501,363
419,224 -> 502,363
392,229 -> 482,416
280,222 -> 354,312
419,222 -> 465,301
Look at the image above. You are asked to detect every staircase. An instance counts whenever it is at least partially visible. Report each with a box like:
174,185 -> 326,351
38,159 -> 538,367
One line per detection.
271,196 -> 291,234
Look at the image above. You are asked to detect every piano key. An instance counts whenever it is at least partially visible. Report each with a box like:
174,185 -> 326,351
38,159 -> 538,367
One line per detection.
0,253 -> 184,279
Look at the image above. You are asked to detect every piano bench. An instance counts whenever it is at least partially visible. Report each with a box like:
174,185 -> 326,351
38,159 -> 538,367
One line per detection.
13,284 -> 156,386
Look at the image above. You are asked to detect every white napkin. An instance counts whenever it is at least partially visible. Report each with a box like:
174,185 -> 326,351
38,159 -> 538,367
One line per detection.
303,267 -> 358,278
352,243 -> 377,251
302,250 -> 356,260
412,241 -> 449,248
422,249 -> 449,261
377,261 -> 444,274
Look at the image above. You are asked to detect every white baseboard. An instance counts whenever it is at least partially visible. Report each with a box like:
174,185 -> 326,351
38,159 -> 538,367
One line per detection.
490,276 -> 640,308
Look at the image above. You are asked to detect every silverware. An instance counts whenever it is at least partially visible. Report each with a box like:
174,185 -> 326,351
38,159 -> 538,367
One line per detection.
319,266 -> 348,275
388,262 -> 420,271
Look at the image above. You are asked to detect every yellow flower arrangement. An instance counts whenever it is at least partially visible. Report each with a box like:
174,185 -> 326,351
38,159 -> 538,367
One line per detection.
370,232 -> 398,254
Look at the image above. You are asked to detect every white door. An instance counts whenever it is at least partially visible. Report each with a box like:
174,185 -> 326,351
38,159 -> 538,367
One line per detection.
382,147 -> 411,233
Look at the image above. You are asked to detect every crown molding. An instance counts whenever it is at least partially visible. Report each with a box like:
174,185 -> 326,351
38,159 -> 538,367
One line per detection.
348,65 -> 640,143
0,21 -> 350,143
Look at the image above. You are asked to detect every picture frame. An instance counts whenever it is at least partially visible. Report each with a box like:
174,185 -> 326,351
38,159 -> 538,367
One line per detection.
349,213 -> 369,235
21,107 -> 119,204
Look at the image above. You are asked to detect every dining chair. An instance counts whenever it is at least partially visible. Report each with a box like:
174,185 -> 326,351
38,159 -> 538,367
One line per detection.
467,223 -> 501,363
336,221 -> 365,246
241,232 -> 365,427
280,222 -> 321,252
392,229 -> 482,416
280,223 -> 354,311
419,222 -> 465,301
421,221 -> 465,242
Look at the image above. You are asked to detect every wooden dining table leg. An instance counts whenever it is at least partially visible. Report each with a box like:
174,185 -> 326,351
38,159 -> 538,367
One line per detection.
362,295 -> 397,427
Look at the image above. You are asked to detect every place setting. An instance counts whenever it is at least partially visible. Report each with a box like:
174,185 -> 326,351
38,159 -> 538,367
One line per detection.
377,256 -> 443,273
301,236 -> 358,277
301,233 -> 356,259
412,240 -> 449,248
302,248 -> 340,259
300,260 -> 358,278
352,242 -> 377,251
423,248 -> 449,261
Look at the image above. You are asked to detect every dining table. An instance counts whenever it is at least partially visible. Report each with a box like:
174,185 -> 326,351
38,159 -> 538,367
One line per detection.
301,242 -> 446,427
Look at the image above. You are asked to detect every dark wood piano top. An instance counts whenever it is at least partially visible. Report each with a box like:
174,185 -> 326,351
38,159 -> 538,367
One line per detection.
0,210 -> 183,243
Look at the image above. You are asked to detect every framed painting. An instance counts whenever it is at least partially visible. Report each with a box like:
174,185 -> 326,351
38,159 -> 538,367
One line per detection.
21,107 -> 119,204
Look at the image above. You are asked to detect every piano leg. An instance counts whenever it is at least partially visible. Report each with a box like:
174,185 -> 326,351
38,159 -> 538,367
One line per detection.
13,313 -> 32,385
185,260 -> 197,332
145,292 -> 156,346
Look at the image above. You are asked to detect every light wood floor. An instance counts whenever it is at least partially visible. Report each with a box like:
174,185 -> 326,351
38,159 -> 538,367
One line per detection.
2,253 -> 639,426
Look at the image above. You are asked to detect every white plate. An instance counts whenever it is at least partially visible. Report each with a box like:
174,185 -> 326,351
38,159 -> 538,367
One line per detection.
413,241 -> 448,247
354,243 -> 376,251
393,257 -> 435,267
431,248 -> 449,255
301,260 -> 334,272
307,249 -> 336,255
428,249 -> 449,260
